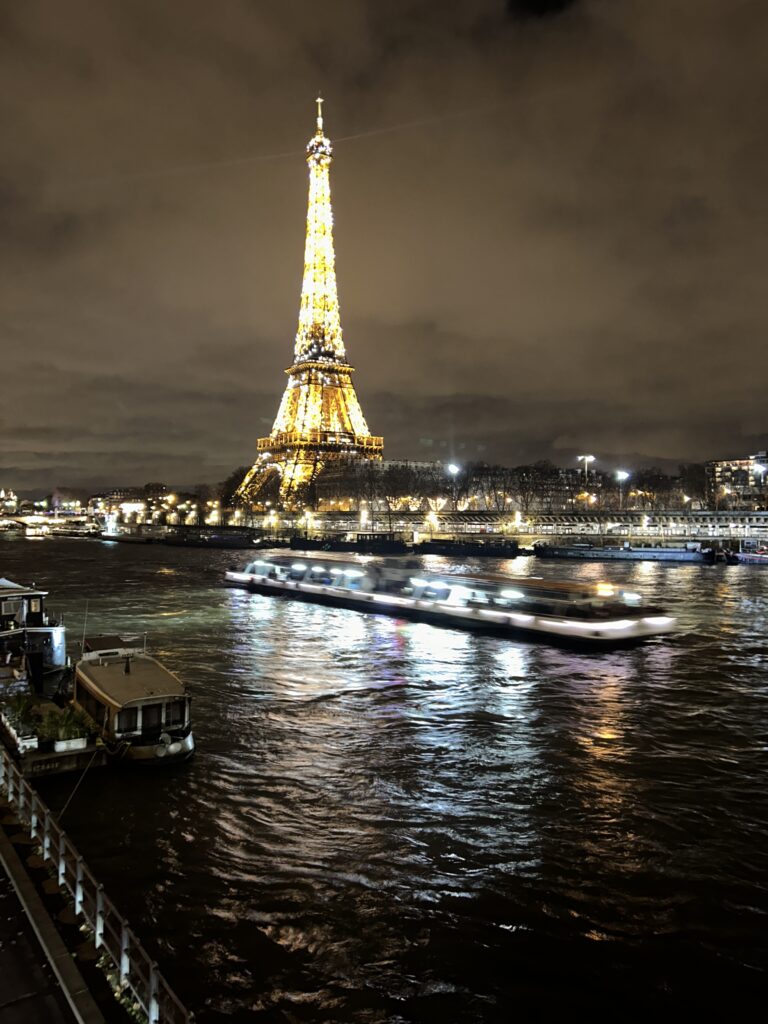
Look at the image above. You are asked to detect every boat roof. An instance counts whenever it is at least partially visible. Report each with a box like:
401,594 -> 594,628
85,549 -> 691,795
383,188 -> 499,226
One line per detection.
76,654 -> 186,708
252,553 -> 622,597
83,633 -> 145,653
0,578 -> 47,599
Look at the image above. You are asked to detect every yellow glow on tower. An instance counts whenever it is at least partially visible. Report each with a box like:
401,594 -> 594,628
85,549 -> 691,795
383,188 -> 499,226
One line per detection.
237,99 -> 383,505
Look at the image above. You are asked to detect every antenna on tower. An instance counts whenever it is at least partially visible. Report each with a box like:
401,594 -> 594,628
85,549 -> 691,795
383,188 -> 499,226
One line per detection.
316,94 -> 324,132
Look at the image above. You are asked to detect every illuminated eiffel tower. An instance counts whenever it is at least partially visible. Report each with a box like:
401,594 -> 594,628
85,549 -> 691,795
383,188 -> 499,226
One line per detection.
237,98 -> 383,506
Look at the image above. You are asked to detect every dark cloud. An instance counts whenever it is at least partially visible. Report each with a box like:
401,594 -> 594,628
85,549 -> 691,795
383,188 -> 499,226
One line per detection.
0,0 -> 766,493
507,1 -> 579,18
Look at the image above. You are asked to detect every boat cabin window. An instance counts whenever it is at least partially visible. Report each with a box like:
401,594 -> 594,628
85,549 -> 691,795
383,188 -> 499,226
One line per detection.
77,685 -> 108,727
142,703 -> 163,731
116,707 -> 139,733
165,699 -> 186,727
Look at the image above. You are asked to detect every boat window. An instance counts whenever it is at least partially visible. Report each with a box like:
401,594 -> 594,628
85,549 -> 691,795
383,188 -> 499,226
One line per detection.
116,707 -> 138,733
76,684 -> 107,727
141,703 -> 163,732
165,700 -> 185,727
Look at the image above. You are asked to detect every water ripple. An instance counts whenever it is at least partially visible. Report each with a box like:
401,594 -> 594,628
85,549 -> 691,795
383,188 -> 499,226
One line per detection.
2,538 -> 766,1020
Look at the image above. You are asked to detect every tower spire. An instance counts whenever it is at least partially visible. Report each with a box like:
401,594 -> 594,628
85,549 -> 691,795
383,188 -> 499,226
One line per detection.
236,99 -> 383,507
295,96 -> 343,364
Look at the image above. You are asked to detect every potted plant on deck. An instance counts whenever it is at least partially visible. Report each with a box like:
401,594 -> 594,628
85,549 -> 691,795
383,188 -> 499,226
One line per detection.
48,707 -> 90,752
0,693 -> 39,752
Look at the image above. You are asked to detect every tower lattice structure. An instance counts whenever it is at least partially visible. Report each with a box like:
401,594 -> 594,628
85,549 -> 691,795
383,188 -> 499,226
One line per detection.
237,98 -> 383,505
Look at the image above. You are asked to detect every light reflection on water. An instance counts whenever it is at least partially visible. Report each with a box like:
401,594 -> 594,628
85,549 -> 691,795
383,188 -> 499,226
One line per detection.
1,539 -> 766,1021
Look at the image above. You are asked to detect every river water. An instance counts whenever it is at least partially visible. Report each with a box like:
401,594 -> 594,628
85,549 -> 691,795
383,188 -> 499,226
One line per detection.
1,537 -> 766,1021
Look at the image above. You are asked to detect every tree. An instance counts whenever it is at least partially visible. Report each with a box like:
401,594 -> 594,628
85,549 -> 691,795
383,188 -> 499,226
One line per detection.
218,466 -> 251,507
677,463 -> 707,508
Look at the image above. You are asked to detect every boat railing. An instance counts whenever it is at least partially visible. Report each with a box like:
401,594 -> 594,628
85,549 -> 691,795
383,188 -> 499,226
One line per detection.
0,745 -> 192,1024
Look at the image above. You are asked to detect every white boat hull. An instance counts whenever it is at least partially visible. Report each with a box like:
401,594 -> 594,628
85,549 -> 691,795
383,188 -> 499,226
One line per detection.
225,571 -> 676,646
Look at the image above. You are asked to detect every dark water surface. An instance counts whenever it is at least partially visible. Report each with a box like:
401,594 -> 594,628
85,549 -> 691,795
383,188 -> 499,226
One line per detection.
2,538 -> 767,1021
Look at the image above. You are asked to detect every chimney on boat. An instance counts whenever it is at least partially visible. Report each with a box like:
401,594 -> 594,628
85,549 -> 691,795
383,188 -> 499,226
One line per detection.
124,654 -> 131,675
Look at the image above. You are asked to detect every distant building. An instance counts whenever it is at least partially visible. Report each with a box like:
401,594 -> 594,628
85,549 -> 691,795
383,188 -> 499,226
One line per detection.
706,450 -> 767,507
0,489 -> 18,514
87,487 -> 142,514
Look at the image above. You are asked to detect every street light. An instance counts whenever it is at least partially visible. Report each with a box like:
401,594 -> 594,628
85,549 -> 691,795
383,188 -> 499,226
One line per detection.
577,454 -> 595,486
616,470 -> 629,510
446,463 -> 460,511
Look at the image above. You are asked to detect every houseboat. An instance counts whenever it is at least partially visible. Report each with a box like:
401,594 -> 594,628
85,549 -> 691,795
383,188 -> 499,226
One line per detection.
73,635 -> 194,763
0,578 -> 67,692
224,554 -> 676,646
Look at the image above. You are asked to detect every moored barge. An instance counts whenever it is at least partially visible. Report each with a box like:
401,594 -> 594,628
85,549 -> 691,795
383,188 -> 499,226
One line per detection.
534,542 -> 714,563
225,554 -> 676,646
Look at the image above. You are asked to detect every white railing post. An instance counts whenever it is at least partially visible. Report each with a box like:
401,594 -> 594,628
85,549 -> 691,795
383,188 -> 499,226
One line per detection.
148,963 -> 160,1024
42,809 -> 51,861
30,792 -> 38,837
0,749 -> 5,789
95,885 -> 105,949
75,857 -> 84,916
58,832 -> 66,887
7,765 -> 15,806
120,922 -> 130,982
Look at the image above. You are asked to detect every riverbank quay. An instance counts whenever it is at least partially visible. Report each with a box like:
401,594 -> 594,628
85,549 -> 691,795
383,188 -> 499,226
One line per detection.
0,746 -> 191,1024
92,509 -> 768,553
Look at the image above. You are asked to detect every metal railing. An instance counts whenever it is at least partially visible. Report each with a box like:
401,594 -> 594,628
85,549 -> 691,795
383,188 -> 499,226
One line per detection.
0,745 -> 192,1024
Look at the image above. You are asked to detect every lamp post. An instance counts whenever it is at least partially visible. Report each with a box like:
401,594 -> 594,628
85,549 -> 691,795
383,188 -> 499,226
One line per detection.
616,470 -> 629,511
577,454 -> 595,487
447,463 -> 460,512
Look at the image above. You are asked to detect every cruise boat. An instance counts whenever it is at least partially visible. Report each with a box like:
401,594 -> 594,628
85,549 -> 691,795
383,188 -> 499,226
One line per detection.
224,554 -> 676,646
73,635 -> 194,763
0,578 -> 67,692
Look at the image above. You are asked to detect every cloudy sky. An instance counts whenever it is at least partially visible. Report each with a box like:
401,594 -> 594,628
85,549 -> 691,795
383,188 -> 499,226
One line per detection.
1,0 -> 766,492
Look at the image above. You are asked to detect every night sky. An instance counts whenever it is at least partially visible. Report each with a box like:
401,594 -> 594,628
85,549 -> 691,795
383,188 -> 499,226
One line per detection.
2,0 -> 766,492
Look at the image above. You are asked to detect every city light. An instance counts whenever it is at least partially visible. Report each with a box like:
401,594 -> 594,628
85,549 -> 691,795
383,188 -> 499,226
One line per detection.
577,454 -> 595,485
616,470 -> 630,510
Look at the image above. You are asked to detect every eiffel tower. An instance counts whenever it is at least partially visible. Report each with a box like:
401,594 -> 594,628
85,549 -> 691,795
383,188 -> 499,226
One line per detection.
237,98 -> 383,506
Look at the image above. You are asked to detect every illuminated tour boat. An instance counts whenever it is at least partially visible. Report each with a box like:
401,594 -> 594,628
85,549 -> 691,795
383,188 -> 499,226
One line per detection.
73,635 -> 194,762
225,555 -> 677,646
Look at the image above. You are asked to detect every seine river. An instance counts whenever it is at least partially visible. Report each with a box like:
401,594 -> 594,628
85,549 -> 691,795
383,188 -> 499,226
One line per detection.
2,538 -> 766,1021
